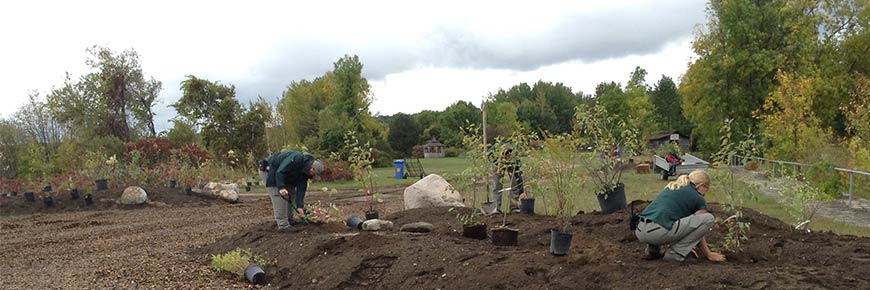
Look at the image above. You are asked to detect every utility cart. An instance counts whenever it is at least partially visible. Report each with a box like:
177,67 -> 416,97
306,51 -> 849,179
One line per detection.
653,153 -> 710,180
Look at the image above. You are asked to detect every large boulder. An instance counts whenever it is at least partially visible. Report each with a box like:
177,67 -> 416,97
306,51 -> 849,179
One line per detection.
403,174 -> 465,210
203,182 -> 239,203
120,186 -> 147,205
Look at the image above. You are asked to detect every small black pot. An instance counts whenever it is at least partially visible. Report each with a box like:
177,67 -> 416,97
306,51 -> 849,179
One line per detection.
346,215 -> 364,229
84,194 -> 94,205
168,180 -> 177,189
185,187 -> 193,196
245,186 -> 251,192
43,196 -> 54,208
365,211 -> 379,220
462,224 -> 487,240
244,263 -> 266,285
9,191 -> 17,197
24,191 -> 35,202
596,183 -> 627,214
550,229 -> 574,256
95,179 -> 108,190
520,198 -> 535,214
247,181 -> 253,187
70,189 -> 80,200
254,181 -> 260,186
491,228 -> 519,246
43,185 -> 52,192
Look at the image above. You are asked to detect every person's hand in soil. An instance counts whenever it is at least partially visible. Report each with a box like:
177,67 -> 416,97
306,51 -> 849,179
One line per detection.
706,252 -> 726,262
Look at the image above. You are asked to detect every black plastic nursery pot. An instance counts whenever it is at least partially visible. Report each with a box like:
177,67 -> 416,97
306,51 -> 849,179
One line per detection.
168,180 -> 177,189
245,186 -> 251,192
185,187 -> 193,196
9,191 -> 17,197
247,181 -> 253,187
43,196 -> 54,208
84,194 -> 94,205
491,227 -> 519,246
462,224 -> 488,240
95,179 -> 108,190
70,189 -> 80,200
346,215 -> 364,229
254,181 -> 260,186
550,229 -> 574,256
365,211 -> 379,220
520,198 -> 535,214
43,186 -> 53,192
597,183 -> 627,214
244,264 -> 266,285
24,192 -> 35,202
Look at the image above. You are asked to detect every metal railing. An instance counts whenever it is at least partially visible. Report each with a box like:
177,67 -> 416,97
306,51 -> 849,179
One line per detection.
732,155 -> 870,206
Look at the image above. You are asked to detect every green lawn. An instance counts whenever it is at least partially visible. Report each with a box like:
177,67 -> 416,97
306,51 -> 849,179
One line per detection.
314,156 -> 870,236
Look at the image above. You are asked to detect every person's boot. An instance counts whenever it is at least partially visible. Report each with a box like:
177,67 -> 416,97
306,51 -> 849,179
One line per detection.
644,244 -> 663,260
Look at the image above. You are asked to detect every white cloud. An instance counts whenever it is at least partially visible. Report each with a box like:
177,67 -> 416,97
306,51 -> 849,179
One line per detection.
0,0 -> 704,132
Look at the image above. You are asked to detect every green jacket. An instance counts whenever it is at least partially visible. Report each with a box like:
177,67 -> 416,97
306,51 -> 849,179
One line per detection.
639,182 -> 707,230
265,151 -> 314,198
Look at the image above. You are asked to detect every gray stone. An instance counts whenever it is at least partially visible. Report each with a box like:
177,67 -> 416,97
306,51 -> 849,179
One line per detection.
403,174 -> 465,210
399,222 -> 434,233
361,219 -> 394,231
203,182 -> 240,203
120,186 -> 147,205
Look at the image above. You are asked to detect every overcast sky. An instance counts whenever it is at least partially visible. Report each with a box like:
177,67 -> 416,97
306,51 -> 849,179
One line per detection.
0,0 -> 706,132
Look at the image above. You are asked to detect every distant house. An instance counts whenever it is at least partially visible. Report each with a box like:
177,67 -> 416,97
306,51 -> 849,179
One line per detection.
648,131 -> 690,152
423,138 -> 446,158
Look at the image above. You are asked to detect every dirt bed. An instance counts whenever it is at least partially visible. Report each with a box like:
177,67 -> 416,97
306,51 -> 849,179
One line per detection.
4,186 -> 870,289
1,186 -> 228,216
199,202 -> 870,290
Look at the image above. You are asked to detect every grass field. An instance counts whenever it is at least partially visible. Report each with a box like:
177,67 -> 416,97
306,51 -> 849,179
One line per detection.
314,156 -> 870,236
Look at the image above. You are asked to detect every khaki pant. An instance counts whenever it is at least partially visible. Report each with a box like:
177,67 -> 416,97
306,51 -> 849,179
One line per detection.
261,170 -> 296,230
635,213 -> 715,260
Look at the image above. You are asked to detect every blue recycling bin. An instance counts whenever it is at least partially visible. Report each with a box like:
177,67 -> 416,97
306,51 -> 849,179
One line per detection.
394,159 -> 405,179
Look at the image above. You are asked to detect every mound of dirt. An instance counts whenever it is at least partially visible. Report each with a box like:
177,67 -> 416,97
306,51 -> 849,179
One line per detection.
1,186 -> 227,216
197,201 -> 870,289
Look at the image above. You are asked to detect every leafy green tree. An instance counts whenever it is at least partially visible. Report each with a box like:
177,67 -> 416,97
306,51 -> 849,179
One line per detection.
624,67 -> 656,138
758,72 -> 832,161
47,46 -> 161,140
650,75 -> 692,134
493,81 -> 583,134
680,0 -> 820,152
166,119 -> 198,148
595,81 -> 629,123
0,119 -> 26,178
413,110 -> 442,143
235,98 -> 272,159
439,101 -> 481,147
388,113 -> 420,157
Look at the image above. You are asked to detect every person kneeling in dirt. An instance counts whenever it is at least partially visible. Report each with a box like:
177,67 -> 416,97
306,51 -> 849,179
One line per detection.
489,143 -> 524,214
259,150 -> 324,231
635,170 -> 726,262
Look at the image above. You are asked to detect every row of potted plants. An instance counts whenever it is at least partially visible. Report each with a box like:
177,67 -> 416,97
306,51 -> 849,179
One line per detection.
452,103 -> 641,256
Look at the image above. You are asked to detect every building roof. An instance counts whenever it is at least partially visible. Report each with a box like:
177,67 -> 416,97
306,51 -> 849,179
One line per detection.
648,130 -> 689,141
424,138 -> 444,147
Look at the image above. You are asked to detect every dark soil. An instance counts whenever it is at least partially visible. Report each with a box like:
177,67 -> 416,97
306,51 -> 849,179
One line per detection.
197,201 -> 870,290
0,186 -> 225,216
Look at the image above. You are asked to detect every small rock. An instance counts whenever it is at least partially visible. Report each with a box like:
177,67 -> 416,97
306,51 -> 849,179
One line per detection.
362,219 -> 394,231
120,186 -> 147,205
400,222 -> 434,233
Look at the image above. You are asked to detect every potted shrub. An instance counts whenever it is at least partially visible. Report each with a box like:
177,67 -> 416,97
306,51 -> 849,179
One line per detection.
457,124 -> 498,213
23,177 -> 39,202
77,172 -> 95,205
573,103 -> 642,214
346,131 -> 383,219
41,177 -> 56,208
451,207 -> 487,239
211,248 -> 270,285
535,134 -> 587,256
491,209 -> 519,246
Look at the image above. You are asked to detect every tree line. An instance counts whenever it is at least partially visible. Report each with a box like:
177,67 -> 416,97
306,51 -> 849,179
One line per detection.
1,0 -> 869,181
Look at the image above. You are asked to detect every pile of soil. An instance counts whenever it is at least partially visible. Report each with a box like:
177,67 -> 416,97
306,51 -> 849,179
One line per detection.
198,201 -> 870,289
1,186 -> 226,216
